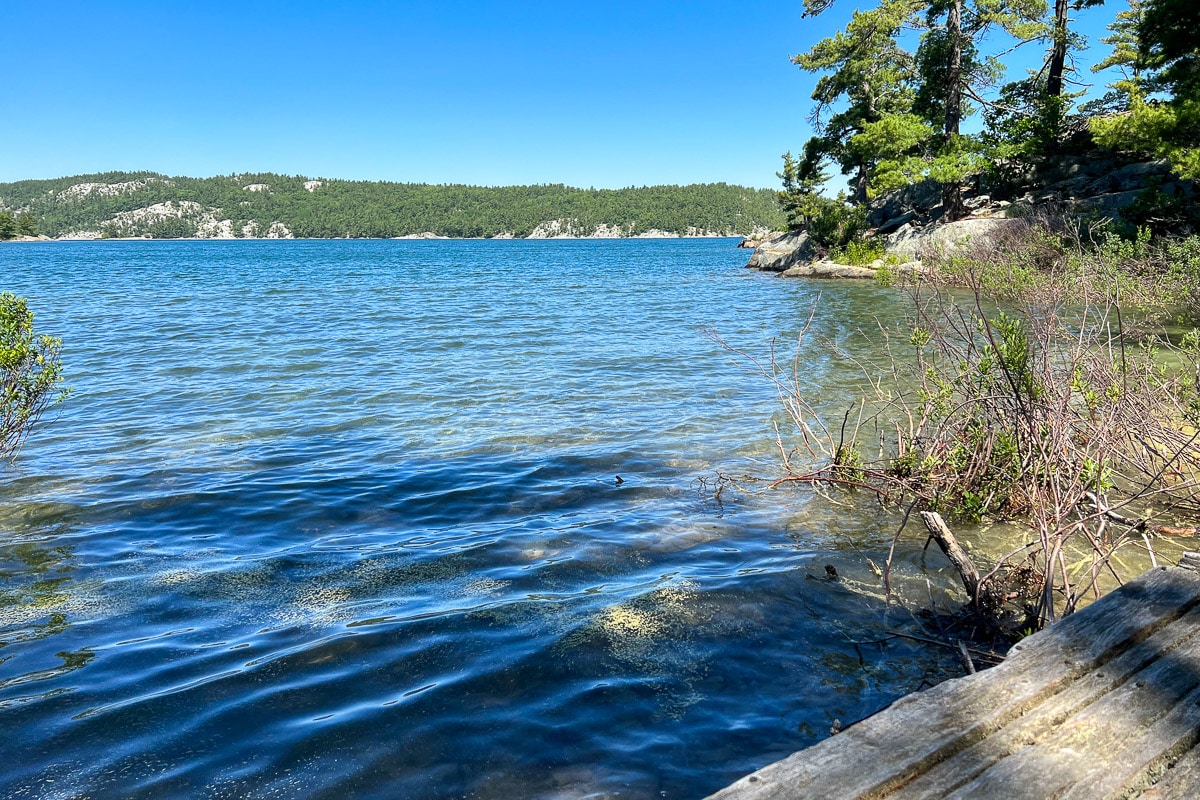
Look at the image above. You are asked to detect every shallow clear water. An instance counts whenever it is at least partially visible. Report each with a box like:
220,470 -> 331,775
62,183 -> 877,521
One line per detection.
1,239 -> 967,799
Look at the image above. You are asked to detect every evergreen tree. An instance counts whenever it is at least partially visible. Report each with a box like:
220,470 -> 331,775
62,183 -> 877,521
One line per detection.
15,213 -> 37,237
1085,1 -> 1146,114
793,0 -> 925,203
1046,0 -> 1103,100
795,0 -> 1045,219
777,145 -> 830,229
919,0 -> 1045,218
1139,0 -> 1200,97
1091,0 -> 1200,178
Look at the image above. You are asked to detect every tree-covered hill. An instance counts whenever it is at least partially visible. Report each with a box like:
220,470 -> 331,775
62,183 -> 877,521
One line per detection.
0,172 -> 784,239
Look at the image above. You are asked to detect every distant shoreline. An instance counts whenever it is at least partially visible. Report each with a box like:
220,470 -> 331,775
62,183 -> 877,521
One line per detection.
0,172 -> 785,242
5,233 -> 750,243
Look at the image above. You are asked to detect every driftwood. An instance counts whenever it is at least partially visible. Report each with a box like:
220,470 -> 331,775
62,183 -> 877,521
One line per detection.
921,510 -> 982,602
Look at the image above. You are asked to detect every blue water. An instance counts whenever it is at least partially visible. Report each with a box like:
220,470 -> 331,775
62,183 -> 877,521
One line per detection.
0,240 -> 960,799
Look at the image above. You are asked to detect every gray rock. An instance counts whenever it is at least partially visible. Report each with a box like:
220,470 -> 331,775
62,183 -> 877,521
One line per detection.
1042,175 -> 1093,196
1160,181 -> 1197,200
963,194 -> 991,210
876,211 -> 916,235
738,232 -> 775,248
884,217 -> 1028,260
1083,161 -> 1171,195
983,161 -> 1039,193
1075,189 -> 1146,219
868,179 -> 942,225
780,260 -> 877,279
746,231 -> 817,272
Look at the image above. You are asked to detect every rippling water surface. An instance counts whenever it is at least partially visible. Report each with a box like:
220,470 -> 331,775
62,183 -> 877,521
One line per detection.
1,239 -> 969,799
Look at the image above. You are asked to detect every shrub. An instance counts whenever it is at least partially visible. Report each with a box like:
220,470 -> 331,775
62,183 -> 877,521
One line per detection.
734,238 -> 1200,636
834,238 -> 887,266
0,292 -> 69,459
807,198 -> 869,252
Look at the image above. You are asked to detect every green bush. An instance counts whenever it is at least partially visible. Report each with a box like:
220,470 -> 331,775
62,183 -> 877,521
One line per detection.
807,198 -> 868,251
0,292 -> 69,459
834,238 -> 887,266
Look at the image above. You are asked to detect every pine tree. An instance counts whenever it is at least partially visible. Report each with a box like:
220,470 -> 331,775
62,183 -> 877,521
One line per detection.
1087,1 -> 1145,112
15,213 -> 37,237
793,0 -> 925,203
795,0 -> 1046,219
1090,0 -> 1200,178
919,0 -> 1046,218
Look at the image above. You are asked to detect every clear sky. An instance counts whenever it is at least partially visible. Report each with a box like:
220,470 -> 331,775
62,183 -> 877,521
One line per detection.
3,0 -> 1123,189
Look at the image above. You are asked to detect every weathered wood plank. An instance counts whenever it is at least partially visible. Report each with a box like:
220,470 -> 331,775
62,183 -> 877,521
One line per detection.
890,603 -> 1200,799
706,567 -> 1200,800
941,645 -> 1200,799
1138,743 -> 1200,799
1062,680 -> 1200,799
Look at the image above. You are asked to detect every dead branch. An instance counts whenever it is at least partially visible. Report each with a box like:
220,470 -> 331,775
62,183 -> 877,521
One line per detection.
921,511 -> 982,602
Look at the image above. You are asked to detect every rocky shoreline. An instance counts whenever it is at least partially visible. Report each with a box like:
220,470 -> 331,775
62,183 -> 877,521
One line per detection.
4,231 -> 752,243
742,156 -> 1196,280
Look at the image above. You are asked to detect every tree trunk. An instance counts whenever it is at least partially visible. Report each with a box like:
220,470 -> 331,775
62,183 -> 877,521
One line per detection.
855,163 -> 869,205
944,0 -> 963,139
1047,0 -> 1069,98
942,0 -> 966,221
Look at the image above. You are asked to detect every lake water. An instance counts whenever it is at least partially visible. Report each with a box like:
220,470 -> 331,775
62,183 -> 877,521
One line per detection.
0,239 -> 968,799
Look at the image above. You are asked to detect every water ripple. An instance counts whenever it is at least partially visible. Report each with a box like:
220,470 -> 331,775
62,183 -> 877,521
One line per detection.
0,240 -> 969,799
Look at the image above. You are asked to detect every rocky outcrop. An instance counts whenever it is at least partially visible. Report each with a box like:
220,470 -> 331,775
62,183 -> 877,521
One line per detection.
748,155 -> 1197,280
56,178 -> 174,202
746,216 -> 1024,280
744,231 -> 928,280
867,179 -> 943,228
745,231 -> 818,272
885,217 -> 1027,260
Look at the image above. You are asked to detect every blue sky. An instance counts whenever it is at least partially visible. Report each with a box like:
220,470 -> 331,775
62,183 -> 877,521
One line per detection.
3,1 -> 1123,189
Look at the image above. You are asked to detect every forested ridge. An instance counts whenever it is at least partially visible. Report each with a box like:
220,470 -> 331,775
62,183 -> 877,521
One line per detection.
0,172 -> 784,239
